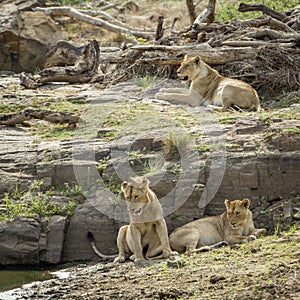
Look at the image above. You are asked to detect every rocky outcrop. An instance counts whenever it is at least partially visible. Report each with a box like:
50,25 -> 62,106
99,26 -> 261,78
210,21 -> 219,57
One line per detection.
0,78 -> 299,265
0,0 -> 67,72
0,217 -> 40,265
0,210 -> 69,266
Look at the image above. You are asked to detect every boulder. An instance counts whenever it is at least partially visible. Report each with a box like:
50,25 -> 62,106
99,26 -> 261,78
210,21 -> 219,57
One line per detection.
39,215 -> 68,264
0,1 -> 67,72
62,201 -> 121,262
0,217 -> 40,265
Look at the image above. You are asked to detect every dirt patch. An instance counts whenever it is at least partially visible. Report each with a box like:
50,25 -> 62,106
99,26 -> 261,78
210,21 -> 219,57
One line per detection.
3,228 -> 298,299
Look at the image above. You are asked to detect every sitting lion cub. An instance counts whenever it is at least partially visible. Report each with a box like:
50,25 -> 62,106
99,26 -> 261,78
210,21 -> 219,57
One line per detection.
114,177 -> 177,263
156,55 -> 260,112
169,198 -> 266,253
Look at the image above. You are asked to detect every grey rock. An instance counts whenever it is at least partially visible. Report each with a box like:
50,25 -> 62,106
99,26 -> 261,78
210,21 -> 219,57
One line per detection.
0,4 -> 67,72
0,217 -> 40,265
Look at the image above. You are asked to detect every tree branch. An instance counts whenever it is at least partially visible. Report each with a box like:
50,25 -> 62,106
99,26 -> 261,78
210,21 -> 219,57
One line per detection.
0,108 -> 81,127
238,2 -> 287,21
186,0 -> 197,25
33,6 -> 155,39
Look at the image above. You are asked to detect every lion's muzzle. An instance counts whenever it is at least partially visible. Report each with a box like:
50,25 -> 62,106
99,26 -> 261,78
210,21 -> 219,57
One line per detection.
178,73 -> 189,81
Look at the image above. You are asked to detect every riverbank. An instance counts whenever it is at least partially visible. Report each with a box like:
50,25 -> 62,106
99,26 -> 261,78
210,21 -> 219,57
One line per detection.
1,228 -> 299,300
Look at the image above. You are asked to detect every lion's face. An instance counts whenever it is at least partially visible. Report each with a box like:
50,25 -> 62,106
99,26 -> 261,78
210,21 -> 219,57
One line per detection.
177,55 -> 207,81
225,198 -> 250,229
121,177 -> 150,216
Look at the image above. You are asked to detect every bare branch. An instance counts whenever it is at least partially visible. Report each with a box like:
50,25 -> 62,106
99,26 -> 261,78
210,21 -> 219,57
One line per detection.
238,2 -> 287,21
0,108 -> 81,127
33,6 -> 155,39
186,0 -> 197,25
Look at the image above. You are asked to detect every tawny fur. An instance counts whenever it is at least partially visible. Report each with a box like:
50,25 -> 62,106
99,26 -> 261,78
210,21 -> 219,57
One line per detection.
169,198 -> 266,253
114,177 -> 177,263
156,55 -> 261,112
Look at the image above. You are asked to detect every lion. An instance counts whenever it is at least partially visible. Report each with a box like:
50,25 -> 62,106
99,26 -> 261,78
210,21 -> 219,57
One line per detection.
169,198 -> 266,253
156,55 -> 261,112
88,177 -> 177,263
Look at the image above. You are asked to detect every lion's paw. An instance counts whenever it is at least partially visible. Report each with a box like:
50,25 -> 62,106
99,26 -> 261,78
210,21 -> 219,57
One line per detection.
114,255 -> 125,263
129,254 -> 135,261
163,250 -> 178,258
247,235 -> 256,242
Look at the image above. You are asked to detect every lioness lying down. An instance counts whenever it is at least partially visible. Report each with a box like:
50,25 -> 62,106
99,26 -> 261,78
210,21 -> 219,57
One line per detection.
169,198 -> 266,253
156,55 -> 260,112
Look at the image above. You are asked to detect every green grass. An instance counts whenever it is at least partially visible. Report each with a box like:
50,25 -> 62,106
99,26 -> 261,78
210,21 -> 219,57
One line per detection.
283,128 -> 300,135
196,143 -> 211,154
216,0 -> 299,22
133,75 -> 157,91
0,103 -> 27,113
0,180 -> 78,221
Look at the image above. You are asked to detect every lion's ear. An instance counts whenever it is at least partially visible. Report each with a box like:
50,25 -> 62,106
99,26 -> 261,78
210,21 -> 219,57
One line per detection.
194,56 -> 201,65
121,181 -> 128,193
224,199 -> 230,209
141,178 -> 150,189
242,198 -> 250,208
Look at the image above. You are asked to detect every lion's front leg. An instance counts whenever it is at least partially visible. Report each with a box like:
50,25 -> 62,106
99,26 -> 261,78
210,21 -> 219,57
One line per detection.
226,234 -> 256,245
156,91 -> 202,107
156,92 -> 191,103
155,219 -> 177,258
249,227 -> 267,237
129,224 -> 144,262
159,87 -> 190,94
114,225 -> 129,263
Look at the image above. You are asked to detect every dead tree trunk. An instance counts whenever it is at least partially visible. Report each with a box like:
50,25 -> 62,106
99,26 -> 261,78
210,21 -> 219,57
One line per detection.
155,16 -> 164,41
20,40 -> 101,89
186,0 -> 197,25
192,0 -> 216,30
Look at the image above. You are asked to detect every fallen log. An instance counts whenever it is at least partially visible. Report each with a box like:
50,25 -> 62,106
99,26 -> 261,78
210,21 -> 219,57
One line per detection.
33,6 -> 155,39
233,16 -> 294,32
0,108 -> 81,127
20,40 -> 101,88
245,29 -> 300,45
126,44 -> 258,65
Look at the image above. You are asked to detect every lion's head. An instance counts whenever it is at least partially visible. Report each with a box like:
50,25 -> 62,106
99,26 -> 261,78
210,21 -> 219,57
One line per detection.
121,177 -> 151,216
177,55 -> 208,81
225,198 -> 250,229
121,177 -> 163,222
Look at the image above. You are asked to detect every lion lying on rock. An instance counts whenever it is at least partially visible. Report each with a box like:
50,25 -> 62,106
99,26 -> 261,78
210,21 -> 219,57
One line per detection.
156,55 -> 261,112
169,198 -> 266,253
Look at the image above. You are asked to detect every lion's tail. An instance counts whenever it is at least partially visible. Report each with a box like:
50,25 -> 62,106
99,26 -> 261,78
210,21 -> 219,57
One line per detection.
87,231 -> 117,259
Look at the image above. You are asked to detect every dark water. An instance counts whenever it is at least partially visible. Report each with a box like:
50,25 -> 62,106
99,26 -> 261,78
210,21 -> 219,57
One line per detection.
0,268 -> 53,292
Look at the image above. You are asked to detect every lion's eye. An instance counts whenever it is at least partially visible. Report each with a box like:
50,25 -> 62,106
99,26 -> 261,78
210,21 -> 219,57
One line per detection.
236,212 -> 240,216
133,195 -> 138,202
